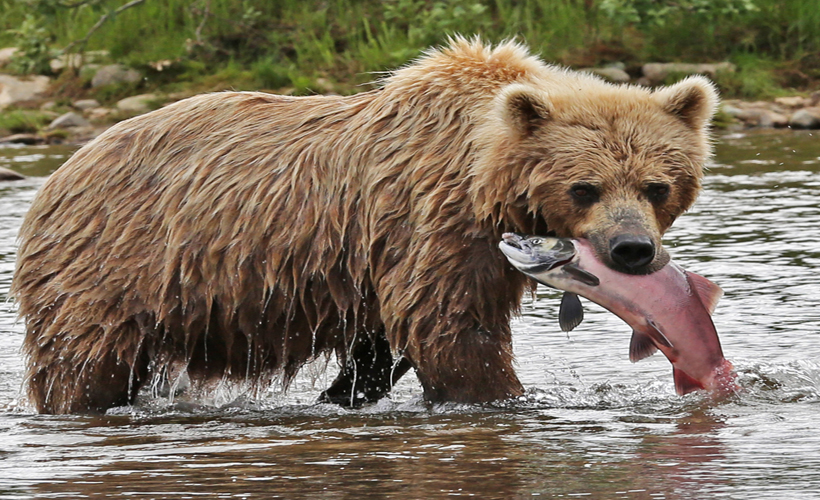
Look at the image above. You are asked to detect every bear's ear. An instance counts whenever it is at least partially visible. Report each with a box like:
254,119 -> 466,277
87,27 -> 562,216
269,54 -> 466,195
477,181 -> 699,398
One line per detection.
654,76 -> 719,130
498,84 -> 551,137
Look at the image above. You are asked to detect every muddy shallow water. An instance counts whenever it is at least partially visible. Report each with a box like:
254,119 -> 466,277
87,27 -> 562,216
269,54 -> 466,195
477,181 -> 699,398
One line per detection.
1,130 -> 819,499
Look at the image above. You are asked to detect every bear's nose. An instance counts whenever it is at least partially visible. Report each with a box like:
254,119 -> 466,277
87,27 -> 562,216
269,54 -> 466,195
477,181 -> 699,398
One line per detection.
609,234 -> 655,271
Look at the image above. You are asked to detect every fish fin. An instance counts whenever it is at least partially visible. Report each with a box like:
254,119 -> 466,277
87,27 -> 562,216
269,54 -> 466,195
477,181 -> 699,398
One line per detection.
647,320 -> 673,348
686,271 -> 724,314
673,367 -> 705,395
629,330 -> 658,362
563,264 -> 600,286
559,292 -> 583,332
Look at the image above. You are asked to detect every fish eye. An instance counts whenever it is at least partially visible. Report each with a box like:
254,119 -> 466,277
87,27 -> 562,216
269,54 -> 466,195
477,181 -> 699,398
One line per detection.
529,238 -> 542,245
569,183 -> 599,206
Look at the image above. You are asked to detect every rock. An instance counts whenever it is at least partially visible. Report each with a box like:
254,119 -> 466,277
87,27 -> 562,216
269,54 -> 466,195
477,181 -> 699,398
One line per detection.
721,101 -> 789,128
50,53 -> 84,73
0,133 -> 42,145
91,64 -> 141,88
0,166 -> 25,181
758,110 -> 790,128
49,50 -> 109,72
641,62 -> 735,85
86,107 -> 113,121
40,101 -> 56,111
166,91 -> 194,102
48,112 -> 90,129
774,96 -> 807,108
810,91 -> 820,107
116,93 -> 157,114
73,99 -> 100,111
789,107 -> 820,129
0,74 -> 51,109
581,66 -> 631,83
721,104 -> 744,118
0,47 -> 18,67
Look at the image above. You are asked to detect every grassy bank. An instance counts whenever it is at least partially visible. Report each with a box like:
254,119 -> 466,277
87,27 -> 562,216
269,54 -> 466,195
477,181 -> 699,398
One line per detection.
1,0 -> 819,100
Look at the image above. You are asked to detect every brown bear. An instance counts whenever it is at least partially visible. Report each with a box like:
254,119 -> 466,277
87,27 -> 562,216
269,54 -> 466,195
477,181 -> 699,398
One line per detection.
12,38 -> 718,414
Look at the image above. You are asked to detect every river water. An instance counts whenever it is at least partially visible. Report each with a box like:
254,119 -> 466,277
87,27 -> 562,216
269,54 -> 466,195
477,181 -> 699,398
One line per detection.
1,130 -> 819,499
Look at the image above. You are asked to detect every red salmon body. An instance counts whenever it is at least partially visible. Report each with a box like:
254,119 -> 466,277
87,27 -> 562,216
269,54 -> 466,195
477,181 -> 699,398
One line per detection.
500,234 -> 737,395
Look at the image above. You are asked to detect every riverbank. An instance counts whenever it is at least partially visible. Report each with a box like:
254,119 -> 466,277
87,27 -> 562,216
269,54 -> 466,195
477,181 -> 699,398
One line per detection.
1,50 -> 819,146
2,0 -> 819,145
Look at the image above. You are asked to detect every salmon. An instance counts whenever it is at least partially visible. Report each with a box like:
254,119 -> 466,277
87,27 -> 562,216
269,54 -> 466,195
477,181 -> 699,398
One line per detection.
499,233 -> 737,395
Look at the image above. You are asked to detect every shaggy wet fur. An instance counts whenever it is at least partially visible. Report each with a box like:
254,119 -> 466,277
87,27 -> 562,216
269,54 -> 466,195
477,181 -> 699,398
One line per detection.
12,38 -> 718,413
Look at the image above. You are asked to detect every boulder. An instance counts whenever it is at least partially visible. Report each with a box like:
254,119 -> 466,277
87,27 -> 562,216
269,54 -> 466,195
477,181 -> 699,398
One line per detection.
774,96 -> 807,108
49,50 -> 109,72
757,110 -> 790,128
0,133 -> 42,145
50,53 -> 84,73
48,112 -> 90,129
91,64 -> 141,88
73,99 -> 100,111
116,93 -> 157,114
721,101 -> 789,128
581,66 -> 631,83
86,107 -> 113,121
0,74 -> 51,109
0,166 -> 25,181
642,62 -> 735,85
789,108 -> 820,129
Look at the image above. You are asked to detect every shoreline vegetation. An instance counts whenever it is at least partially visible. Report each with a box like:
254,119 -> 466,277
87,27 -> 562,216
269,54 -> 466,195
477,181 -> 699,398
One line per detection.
1,0 -> 819,144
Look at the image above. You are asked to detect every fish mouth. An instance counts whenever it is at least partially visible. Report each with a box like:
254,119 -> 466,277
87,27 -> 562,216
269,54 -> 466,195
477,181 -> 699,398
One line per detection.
501,233 -> 526,250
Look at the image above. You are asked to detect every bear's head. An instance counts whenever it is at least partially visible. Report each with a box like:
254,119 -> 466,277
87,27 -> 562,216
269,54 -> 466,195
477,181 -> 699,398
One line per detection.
472,75 -> 719,275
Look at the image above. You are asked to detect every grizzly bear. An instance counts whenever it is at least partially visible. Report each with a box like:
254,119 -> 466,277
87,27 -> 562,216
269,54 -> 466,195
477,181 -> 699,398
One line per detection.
12,38 -> 718,414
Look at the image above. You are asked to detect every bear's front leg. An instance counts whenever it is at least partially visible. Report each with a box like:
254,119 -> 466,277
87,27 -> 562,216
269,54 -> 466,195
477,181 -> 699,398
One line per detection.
375,233 -> 530,404
413,325 -> 524,403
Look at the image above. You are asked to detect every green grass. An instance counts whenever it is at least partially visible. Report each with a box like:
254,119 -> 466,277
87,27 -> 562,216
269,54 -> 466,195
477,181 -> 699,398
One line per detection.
1,0 -> 819,100
0,110 -> 51,134
711,53 -> 785,100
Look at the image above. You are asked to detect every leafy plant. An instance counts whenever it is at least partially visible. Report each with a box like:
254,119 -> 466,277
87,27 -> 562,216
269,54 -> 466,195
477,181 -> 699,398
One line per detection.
384,0 -> 489,46
6,15 -> 53,74
598,0 -> 758,28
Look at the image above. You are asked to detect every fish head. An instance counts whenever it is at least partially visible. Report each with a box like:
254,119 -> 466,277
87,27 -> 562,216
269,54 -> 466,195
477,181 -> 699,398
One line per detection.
500,234 -> 600,289
499,233 -> 577,274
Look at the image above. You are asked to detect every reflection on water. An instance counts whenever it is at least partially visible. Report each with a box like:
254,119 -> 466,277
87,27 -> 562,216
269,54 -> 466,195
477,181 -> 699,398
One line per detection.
2,406 -> 739,499
1,131 -> 820,499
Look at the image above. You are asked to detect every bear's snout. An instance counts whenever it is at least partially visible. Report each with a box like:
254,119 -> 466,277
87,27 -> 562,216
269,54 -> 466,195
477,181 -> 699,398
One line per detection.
609,233 -> 655,272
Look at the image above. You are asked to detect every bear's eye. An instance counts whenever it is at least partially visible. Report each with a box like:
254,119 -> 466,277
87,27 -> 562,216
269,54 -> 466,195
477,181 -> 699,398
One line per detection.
569,183 -> 599,206
646,183 -> 671,203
